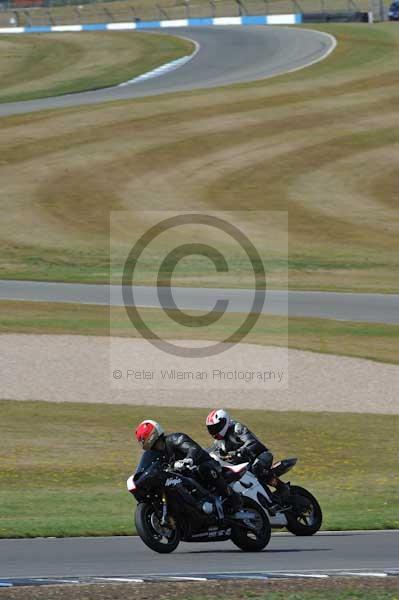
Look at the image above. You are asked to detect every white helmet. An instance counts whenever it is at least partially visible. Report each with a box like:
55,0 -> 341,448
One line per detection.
135,420 -> 164,450
206,409 -> 231,439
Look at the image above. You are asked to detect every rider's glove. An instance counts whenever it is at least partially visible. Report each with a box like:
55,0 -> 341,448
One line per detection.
227,451 -> 239,460
173,458 -> 193,471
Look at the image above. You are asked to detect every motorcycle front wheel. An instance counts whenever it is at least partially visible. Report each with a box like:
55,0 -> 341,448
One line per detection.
135,502 -> 180,553
285,485 -> 322,536
230,497 -> 271,552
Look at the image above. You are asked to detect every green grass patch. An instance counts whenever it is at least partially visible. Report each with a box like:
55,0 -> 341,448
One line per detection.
0,32 -> 193,103
1,300 -> 398,365
0,400 -> 398,537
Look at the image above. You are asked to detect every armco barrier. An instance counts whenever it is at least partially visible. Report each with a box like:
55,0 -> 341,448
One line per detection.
0,14 -> 302,33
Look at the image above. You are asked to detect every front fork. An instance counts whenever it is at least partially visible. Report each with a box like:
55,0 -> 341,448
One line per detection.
160,491 -> 168,526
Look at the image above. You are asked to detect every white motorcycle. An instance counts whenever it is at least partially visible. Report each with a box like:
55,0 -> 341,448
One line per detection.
213,454 -> 323,536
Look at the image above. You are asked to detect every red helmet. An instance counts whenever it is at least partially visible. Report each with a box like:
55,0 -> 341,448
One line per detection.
135,420 -> 164,450
206,409 -> 231,439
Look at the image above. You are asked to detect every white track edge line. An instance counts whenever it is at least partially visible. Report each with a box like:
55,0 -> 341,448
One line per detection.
260,27 -> 337,81
118,35 -> 200,87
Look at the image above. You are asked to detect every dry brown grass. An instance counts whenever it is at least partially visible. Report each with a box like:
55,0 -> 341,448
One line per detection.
0,24 -> 399,290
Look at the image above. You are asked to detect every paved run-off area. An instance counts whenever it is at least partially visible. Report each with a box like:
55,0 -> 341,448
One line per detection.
1,334 -> 398,412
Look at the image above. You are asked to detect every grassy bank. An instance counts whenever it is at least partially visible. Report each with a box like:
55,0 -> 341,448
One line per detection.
0,32 -> 193,103
1,24 -> 399,290
1,300 -> 398,365
1,400 -> 398,537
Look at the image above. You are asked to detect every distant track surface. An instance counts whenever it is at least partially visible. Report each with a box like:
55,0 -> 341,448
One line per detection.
0,26 -> 335,117
1,280 -> 399,323
0,532 -> 398,580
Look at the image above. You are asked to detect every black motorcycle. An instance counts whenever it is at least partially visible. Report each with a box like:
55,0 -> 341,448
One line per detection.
127,450 -> 271,554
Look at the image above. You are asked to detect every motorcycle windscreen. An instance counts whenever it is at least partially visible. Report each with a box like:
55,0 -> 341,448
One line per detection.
134,449 -> 164,481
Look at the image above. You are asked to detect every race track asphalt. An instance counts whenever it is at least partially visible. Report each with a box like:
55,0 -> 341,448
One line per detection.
0,26 -> 335,117
1,280 -> 399,323
1,531 -> 398,579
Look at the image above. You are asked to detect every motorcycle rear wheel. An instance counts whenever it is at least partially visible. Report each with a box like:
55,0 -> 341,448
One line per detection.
285,485 -> 322,536
135,502 -> 181,553
231,497 -> 271,552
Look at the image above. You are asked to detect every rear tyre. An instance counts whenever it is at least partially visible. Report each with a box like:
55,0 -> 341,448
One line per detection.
285,485 -> 322,536
231,497 -> 271,552
135,502 -> 180,554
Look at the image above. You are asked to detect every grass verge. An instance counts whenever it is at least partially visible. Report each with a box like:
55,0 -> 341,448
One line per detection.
0,300 -> 398,365
0,32 -> 193,103
1,400 -> 398,537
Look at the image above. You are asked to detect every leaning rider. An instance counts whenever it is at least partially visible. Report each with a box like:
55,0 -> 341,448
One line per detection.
206,409 -> 290,501
135,419 -> 241,515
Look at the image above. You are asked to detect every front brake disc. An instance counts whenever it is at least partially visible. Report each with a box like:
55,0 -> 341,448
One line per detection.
150,512 -> 173,537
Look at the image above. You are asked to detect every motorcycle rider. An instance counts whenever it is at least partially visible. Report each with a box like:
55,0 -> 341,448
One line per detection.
206,409 -> 290,501
135,419 -> 242,516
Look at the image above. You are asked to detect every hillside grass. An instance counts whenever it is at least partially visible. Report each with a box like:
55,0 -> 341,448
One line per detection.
0,400 -> 398,537
0,32 -> 193,103
0,24 -> 399,291
1,300 -> 399,365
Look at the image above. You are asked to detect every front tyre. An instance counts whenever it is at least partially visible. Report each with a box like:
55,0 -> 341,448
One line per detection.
135,502 -> 180,553
231,497 -> 271,552
285,485 -> 322,536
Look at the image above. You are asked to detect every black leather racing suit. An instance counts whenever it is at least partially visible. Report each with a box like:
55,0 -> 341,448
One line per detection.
163,432 -> 231,500
211,421 -> 274,482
